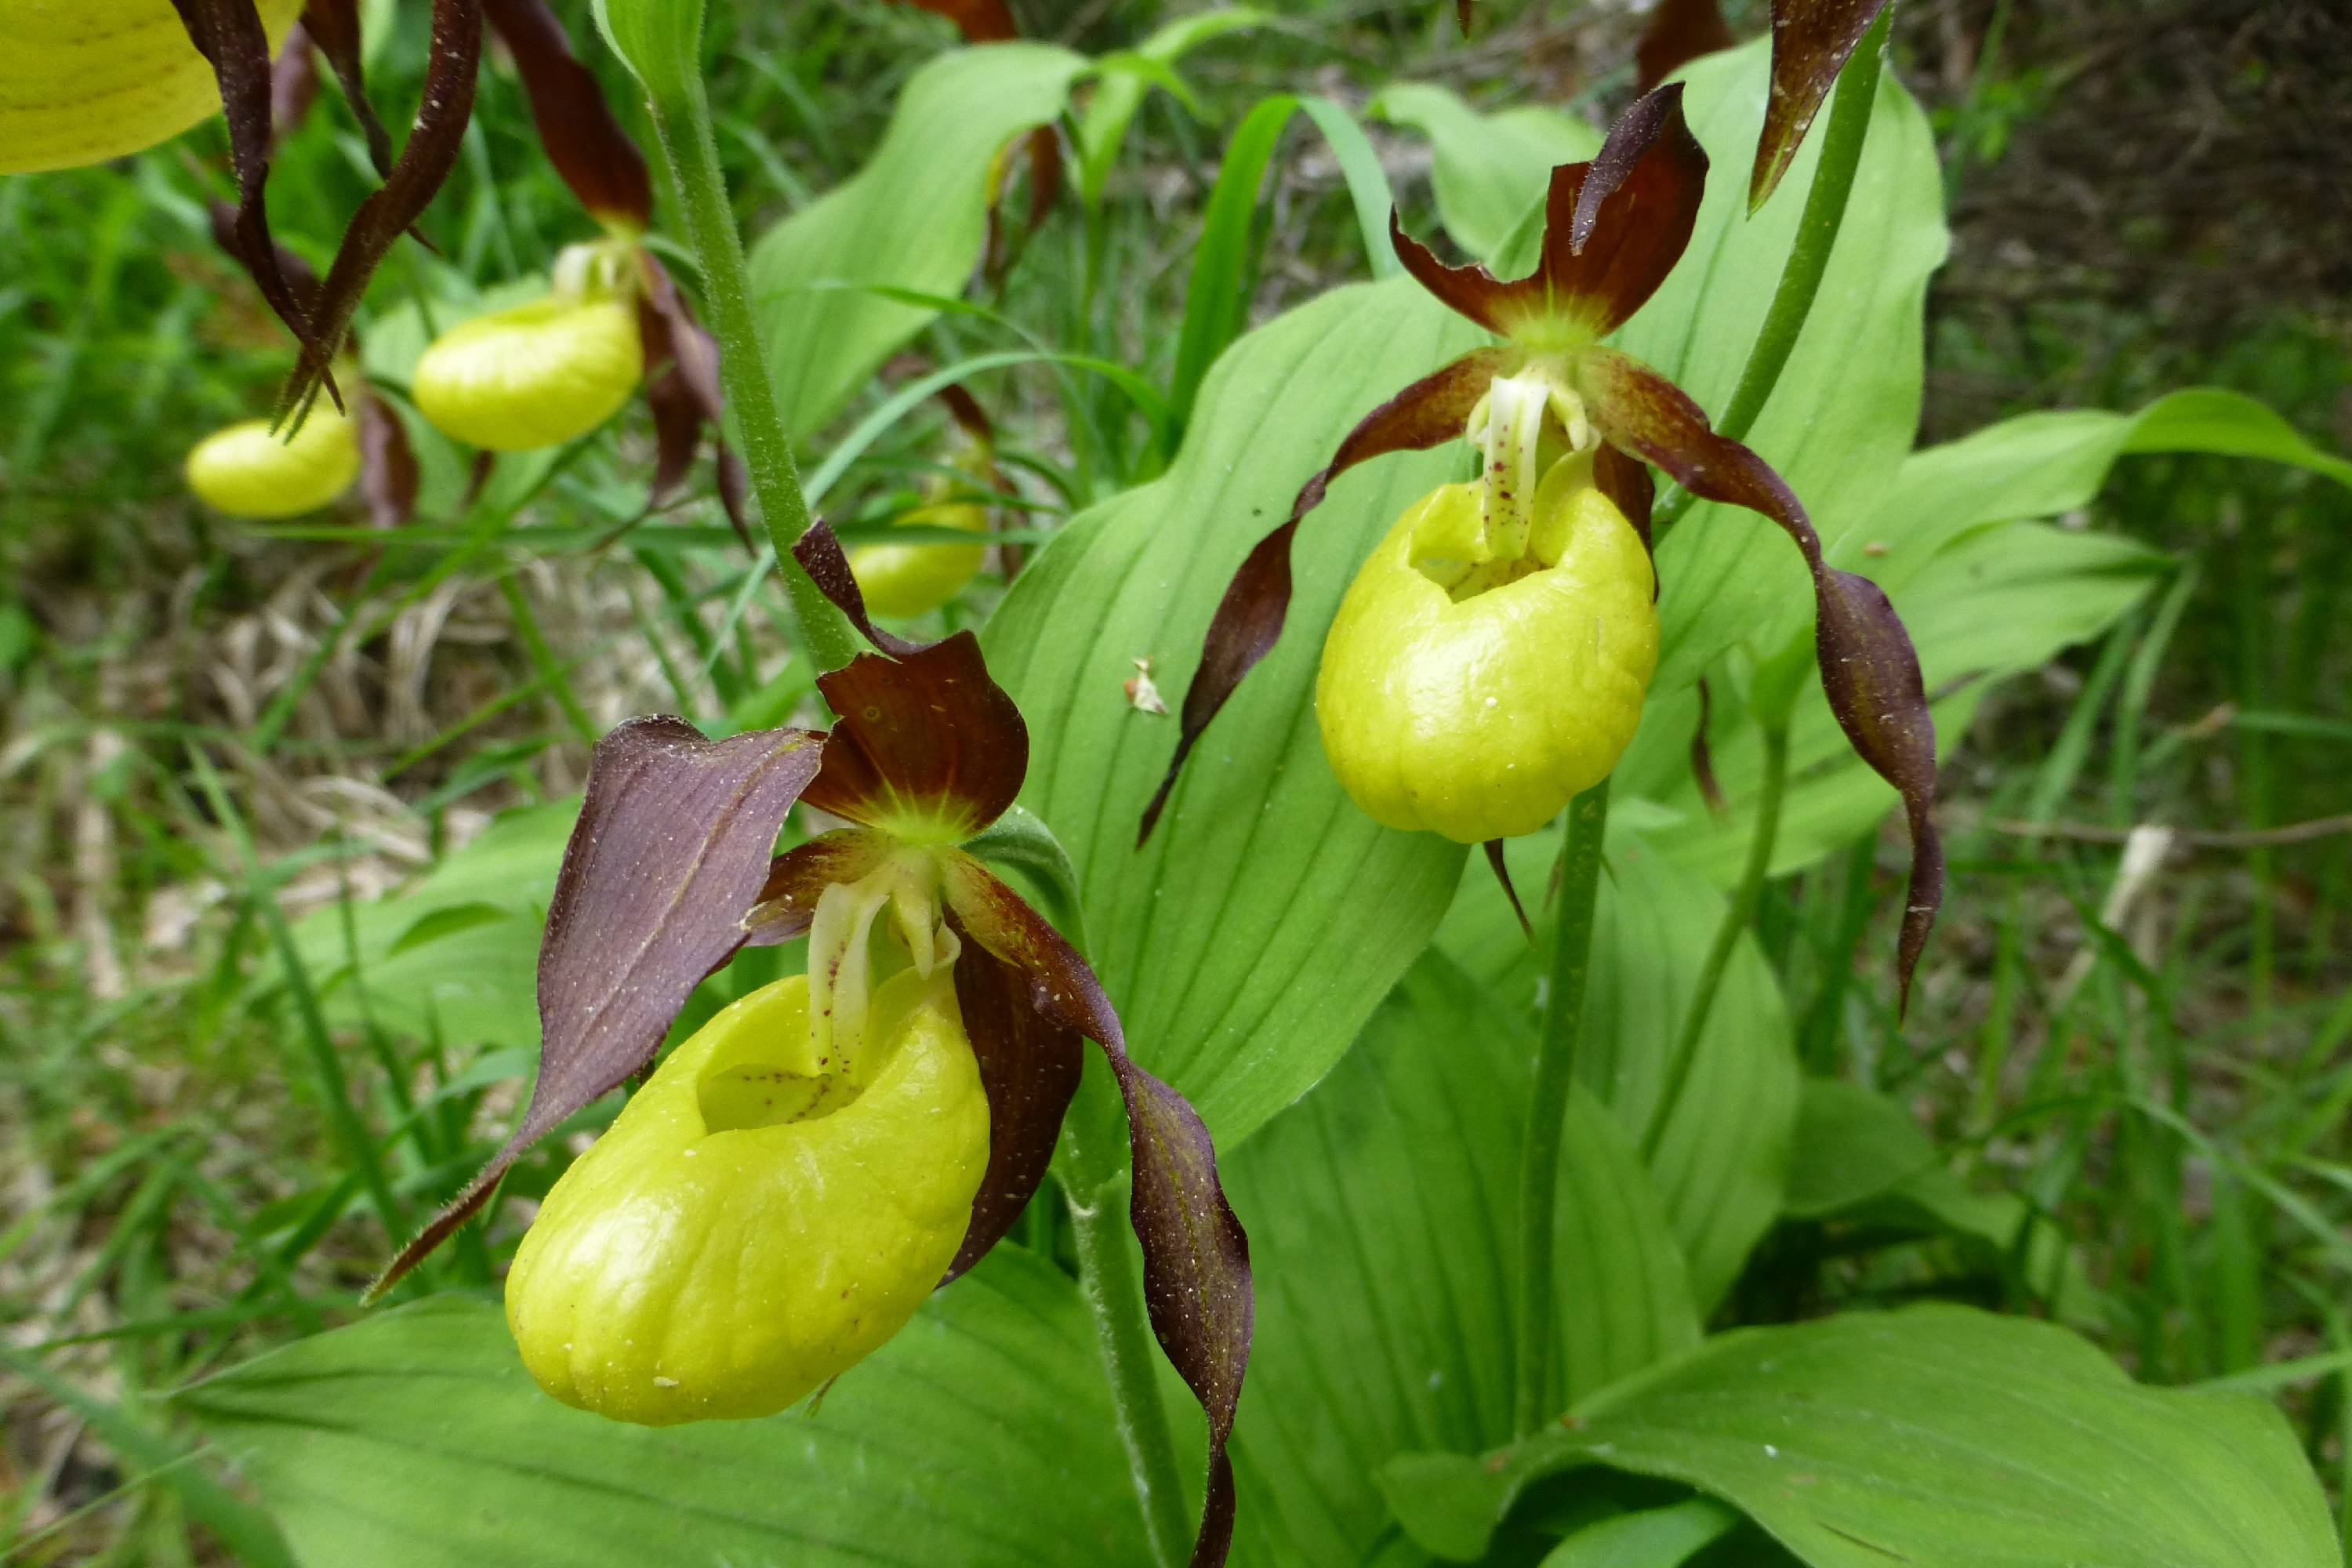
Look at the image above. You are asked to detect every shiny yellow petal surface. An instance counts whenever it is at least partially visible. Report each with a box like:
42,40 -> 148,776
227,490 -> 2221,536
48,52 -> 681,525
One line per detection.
848,500 -> 989,619
0,0 -> 304,174
183,406 -> 361,520
504,968 -> 989,1425
412,295 -> 643,452
1316,466 -> 1658,843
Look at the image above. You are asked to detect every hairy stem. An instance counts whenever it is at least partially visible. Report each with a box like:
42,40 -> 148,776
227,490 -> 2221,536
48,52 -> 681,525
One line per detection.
1064,1072 -> 1194,1568
1643,719 -> 1790,1159
1653,5 -> 1892,531
1513,776 -> 1612,1436
642,81 -> 858,673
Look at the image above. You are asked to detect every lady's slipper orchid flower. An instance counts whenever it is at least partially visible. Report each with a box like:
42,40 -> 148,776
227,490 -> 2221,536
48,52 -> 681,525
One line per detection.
848,422 -> 1001,618
184,398 -> 361,518
0,0 -> 305,174
376,525 -> 1252,1564
413,245 -> 649,452
93,0 -> 1058,438
1144,83 -> 1943,1009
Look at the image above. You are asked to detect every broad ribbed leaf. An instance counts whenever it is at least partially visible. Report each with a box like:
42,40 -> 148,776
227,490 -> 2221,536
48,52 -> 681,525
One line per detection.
1368,82 -> 1601,263
1226,951 -> 1699,1567
748,45 -> 1088,440
185,1250 -> 1148,1566
1438,835 -> 1797,1310
1384,1306 -> 2336,1568
983,275 -> 1484,1145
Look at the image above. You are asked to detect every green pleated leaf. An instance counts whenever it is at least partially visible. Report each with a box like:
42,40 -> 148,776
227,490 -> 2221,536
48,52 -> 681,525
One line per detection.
1383,1305 -> 2338,1568
1784,1078 -> 2092,1321
749,44 -> 1089,440
982,274 -> 1484,1146
1439,835 -> 1798,1311
1618,38 -> 1946,695
1225,950 -> 1699,1567
1369,82 -> 1601,262
182,1249 -> 1145,1567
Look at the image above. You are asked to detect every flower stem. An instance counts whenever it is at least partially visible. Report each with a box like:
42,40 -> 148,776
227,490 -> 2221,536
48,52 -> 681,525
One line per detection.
1513,776 -> 1611,1437
1642,717 -> 1789,1159
641,80 -> 859,674
1653,5 -> 1891,530
1064,1072 -> 1194,1568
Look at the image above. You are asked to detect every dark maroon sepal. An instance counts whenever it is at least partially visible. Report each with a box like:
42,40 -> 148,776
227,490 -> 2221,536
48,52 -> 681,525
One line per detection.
938,853 -> 1252,1568
792,522 -> 928,657
368,718 -> 824,1297
1751,0 -> 1891,211
171,0 -> 316,372
269,24 -> 319,147
1577,346 -> 1942,1013
740,828 -> 896,946
279,0 -> 485,427
1484,840 -> 1533,941
1635,0 -> 1736,91
1140,344 -> 1512,843
800,632 -> 1030,840
355,394 -> 419,528
301,0 -> 396,174
484,0 -> 653,229
889,0 -> 1018,41
1388,86 -> 1706,345
941,909 -> 1083,1283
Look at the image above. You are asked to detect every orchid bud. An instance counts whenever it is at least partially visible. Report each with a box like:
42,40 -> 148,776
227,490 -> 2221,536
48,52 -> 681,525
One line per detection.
413,245 -> 644,452
504,964 -> 989,1426
183,403 -> 361,519
0,0 -> 306,174
1315,452 -> 1657,844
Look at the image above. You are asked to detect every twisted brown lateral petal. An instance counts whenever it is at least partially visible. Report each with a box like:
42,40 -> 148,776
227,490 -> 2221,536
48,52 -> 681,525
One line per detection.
942,912 -> 1083,1283
1577,347 -> 1941,1012
483,0 -> 652,228
1387,86 -> 1706,343
803,632 -> 1032,838
1138,346 -> 1510,844
1751,0 -> 1890,210
370,719 -> 823,1295
281,0 -> 485,426
170,0 -> 314,365
941,854 -> 1252,1568
301,0 -> 395,173
1636,0 -> 1735,90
